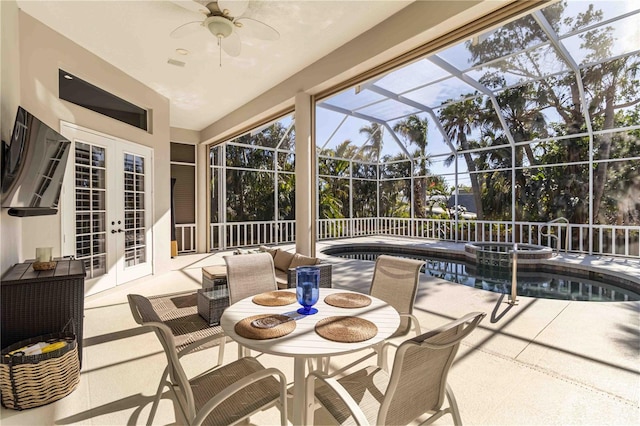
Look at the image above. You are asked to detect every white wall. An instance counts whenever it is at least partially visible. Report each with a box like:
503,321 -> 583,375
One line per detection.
1,0 -> 23,273
1,10 -> 172,276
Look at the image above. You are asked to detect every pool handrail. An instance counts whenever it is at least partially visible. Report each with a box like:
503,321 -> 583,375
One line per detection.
540,217 -> 569,255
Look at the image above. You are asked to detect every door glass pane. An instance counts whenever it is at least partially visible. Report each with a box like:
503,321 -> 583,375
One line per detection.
124,154 -> 134,172
92,146 -> 105,167
124,152 -> 146,267
75,142 -> 107,279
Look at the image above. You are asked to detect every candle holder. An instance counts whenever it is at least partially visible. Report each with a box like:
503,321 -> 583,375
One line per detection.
296,266 -> 320,315
33,247 -> 56,271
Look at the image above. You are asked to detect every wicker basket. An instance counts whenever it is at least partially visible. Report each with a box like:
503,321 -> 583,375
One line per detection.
0,332 -> 80,410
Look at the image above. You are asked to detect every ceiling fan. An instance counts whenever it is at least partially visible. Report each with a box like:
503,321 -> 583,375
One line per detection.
169,0 -> 279,64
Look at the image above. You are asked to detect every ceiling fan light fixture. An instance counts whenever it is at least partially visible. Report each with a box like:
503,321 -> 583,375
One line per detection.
205,16 -> 233,39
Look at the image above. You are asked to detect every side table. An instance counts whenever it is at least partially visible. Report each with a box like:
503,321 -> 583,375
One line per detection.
202,265 -> 227,289
197,286 -> 230,326
1,259 -> 86,366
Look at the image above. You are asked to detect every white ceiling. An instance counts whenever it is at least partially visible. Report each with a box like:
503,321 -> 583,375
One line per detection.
17,0 -> 413,131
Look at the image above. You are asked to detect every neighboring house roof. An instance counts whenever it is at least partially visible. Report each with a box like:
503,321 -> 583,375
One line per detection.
448,193 -> 476,214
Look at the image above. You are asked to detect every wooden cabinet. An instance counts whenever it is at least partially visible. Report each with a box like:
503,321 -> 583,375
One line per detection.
1,259 -> 85,366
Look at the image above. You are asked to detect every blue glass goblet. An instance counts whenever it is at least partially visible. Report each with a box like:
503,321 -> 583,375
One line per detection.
296,266 -> 320,315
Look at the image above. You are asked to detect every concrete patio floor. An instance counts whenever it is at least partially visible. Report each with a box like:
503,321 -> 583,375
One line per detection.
1,236 -> 639,425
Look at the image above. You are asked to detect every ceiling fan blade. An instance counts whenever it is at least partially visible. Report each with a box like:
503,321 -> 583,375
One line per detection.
170,21 -> 203,38
235,17 -> 279,41
169,0 -> 209,15
218,0 -> 248,18
221,31 -> 242,57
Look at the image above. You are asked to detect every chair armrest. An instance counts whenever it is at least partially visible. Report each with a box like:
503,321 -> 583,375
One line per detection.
376,313 -> 421,371
176,332 -> 226,359
400,313 -> 422,336
286,262 -> 332,288
306,370 -> 370,426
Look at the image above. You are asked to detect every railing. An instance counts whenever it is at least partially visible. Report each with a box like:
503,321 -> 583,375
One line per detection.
194,217 -> 639,259
209,220 -> 296,251
175,223 -> 196,254
317,218 -> 640,258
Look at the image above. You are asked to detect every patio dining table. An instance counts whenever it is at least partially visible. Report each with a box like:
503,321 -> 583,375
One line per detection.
220,287 -> 400,425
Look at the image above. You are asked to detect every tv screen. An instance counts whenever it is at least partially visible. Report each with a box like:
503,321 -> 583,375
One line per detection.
1,107 -> 72,217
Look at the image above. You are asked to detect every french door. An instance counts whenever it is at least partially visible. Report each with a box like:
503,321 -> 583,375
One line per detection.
61,123 -> 153,296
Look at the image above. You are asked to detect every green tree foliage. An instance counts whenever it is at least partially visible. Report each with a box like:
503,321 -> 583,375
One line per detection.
318,139 -> 356,219
223,121 -> 295,222
393,115 -> 430,218
379,152 -> 411,218
440,0 -> 640,224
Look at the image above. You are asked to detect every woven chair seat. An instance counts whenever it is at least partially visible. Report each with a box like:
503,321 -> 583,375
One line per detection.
149,292 -> 224,352
192,357 -> 283,425
315,365 -> 388,426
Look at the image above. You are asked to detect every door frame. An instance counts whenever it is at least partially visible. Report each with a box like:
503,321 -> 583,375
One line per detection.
60,122 -> 155,294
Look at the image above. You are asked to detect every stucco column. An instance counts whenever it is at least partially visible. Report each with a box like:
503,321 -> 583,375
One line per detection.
197,142 -> 208,253
294,92 -> 315,256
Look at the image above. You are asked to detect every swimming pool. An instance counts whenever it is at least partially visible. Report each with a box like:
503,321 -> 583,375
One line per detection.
324,246 -> 640,302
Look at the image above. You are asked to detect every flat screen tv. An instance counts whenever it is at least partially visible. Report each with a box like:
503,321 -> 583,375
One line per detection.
1,107 -> 72,217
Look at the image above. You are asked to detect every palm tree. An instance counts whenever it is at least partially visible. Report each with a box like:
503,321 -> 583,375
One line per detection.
358,122 -> 384,161
393,115 -> 430,218
439,98 -> 485,220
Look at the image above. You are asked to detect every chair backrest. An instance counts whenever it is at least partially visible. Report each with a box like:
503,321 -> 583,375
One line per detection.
369,255 -> 424,337
377,311 -> 486,425
127,294 -> 198,421
225,252 -> 278,305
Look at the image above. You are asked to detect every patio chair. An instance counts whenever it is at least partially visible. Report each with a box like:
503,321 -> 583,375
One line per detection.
225,252 -> 278,304
369,255 -> 425,369
128,290 -> 229,422
143,291 -> 227,364
127,294 -> 288,426
318,254 -> 425,373
224,252 -> 278,357
306,311 -> 486,426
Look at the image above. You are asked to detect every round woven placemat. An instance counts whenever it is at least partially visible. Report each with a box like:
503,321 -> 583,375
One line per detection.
252,291 -> 297,306
315,316 -> 377,343
235,314 -> 296,340
324,293 -> 372,308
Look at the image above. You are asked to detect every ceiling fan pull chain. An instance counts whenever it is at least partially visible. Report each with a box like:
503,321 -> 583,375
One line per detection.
218,36 -> 222,67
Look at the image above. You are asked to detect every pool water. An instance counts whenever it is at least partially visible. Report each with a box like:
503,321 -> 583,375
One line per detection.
333,251 -> 640,302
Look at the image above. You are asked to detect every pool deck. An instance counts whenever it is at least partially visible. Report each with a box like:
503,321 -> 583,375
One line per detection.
1,236 -> 638,425
318,236 -> 640,424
